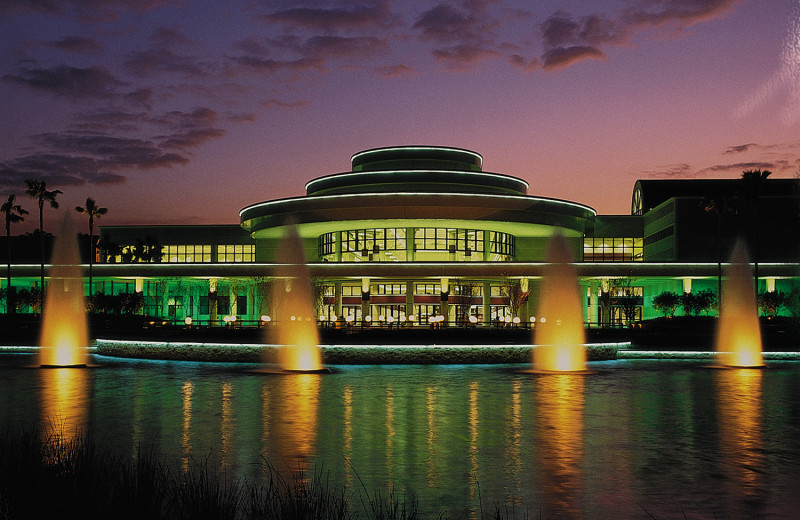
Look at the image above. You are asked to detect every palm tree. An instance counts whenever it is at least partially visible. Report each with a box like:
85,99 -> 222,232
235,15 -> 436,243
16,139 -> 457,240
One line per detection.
740,169 -> 772,290
2,194 -> 29,314
75,197 -> 107,295
24,180 -> 62,295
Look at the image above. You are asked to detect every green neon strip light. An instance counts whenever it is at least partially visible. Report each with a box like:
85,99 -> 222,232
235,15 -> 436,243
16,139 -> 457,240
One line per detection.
350,146 -> 484,168
240,192 -> 597,217
304,169 -> 529,192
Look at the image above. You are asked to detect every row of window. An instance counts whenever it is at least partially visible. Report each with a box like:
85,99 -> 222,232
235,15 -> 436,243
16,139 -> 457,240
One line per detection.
322,284 -> 508,297
319,228 -> 515,259
583,237 -> 643,262
115,244 -> 255,263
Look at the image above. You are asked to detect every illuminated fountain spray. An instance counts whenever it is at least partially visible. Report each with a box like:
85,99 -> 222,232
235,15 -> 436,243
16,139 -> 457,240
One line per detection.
266,224 -> 325,372
533,234 -> 587,372
39,214 -> 89,367
715,240 -> 764,368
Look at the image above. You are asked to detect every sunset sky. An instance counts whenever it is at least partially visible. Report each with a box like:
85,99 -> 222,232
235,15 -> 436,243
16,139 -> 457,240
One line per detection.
2,0 -> 799,233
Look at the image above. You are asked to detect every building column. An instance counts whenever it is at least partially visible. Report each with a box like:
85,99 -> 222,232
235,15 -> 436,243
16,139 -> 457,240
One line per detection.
482,282 -> 491,325
519,277 -> 530,322
209,278 -> 218,325
587,281 -> 599,328
361,277 -> 371,325
766,277 -> 776,293
682,278 -> 692,293
406,227 -> 415,262
440,277 -> 449,325
405,281 -> 414,321
335,282 -> 343,318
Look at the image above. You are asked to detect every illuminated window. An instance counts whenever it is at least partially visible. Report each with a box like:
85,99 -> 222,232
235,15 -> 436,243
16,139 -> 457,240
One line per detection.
489,232 -> 514,256
161,244 -> 212,263
341,286 -> 362,296
415,284 -> 442,295
217,244 -> 255,262
318,233 -> 335,257
583,237 -> 643,261
373,284 -> 405,295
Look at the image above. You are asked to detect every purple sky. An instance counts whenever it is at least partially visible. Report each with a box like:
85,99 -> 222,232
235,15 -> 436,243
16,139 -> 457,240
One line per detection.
2,0 -> 799,233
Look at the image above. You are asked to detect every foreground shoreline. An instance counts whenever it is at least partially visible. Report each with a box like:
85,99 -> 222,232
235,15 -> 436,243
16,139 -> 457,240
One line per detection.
4,341 -> 800,363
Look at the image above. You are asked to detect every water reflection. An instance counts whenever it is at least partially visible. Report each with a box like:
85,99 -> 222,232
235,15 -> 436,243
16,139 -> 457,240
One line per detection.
715,369 -> 764,500
8,360 -> 797,519
505,379 -> 523,506
267,374 -> 321,478
535,374 -> 585,519
342,385 -> 353,487
181,381 -> 193,472
220,382 -> 234,470
468,381 -> 479,503
39,367 -> 89,443
426,385 -> 437,486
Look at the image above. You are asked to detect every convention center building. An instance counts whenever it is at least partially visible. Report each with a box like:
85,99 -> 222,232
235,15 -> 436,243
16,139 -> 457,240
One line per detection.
10,146 -> 800,327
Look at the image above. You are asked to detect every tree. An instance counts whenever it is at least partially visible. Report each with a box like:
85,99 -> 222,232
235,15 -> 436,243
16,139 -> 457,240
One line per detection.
451,278 -> 479,324
2,194 -> 29,314
24,180 -> 62,295
500,274 -> 529,321
75,197 -> 107,294
757,291 -> 785,318
610,276 -> 641,325
740,169 -> 772,290
652,291 -> 680,317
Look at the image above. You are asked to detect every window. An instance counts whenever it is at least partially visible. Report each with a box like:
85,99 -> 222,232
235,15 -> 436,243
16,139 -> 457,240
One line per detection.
217,244 -> 255,262
373,284 -> 405,295
489,232 -> 514,256
162,244 -> 212,263
415,284 -> 442,295
318,233 -> 335,257
583,237 -> 643,261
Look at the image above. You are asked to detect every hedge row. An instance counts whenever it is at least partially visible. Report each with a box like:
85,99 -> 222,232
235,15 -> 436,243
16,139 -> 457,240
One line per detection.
95,340 -> 622,364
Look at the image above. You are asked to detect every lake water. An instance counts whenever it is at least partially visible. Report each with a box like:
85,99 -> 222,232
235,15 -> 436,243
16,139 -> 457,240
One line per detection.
2,353 -> 799,519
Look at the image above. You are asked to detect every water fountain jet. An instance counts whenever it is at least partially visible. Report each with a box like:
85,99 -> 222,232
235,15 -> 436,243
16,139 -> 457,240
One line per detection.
715,240 -> 765,368
38,214 -> 89,368
264,223 -> 328,373
532,234 -> 588,373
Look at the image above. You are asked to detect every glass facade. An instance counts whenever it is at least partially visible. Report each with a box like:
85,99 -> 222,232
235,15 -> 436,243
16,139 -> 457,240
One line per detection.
583,237 -> 643,262
319,227 -> 515,262
216,244 -> 255,263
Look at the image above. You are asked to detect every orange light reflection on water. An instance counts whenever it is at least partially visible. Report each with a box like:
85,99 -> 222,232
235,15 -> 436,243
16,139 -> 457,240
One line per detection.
39,367 -> 89,443
535,374 -> 585,519
716,369 -> 764,497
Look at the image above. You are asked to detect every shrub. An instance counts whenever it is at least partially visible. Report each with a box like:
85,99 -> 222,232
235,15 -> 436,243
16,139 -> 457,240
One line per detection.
652,291 -> 680,317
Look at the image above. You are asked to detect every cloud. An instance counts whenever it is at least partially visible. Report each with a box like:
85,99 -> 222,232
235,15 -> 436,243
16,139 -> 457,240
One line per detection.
0,0 -> 169,23
432,45 -> 499,68
412,4 -> 472,43
724,143 -> 758,154
532,1 -> 743,71
124,49 -> 209,78
411,2 -> 501,69
45,36 -> 103,54
232,54 -> 325,75
376,63 -> 414,78
300,35 -> 389,60
148,27 -> 194,48
263,2 -> 393,31
541,46 -> 606,70
622,0 -> 743,29
2,65 -> 125,99
696,161 -> 780,176
509,53 -> 539,71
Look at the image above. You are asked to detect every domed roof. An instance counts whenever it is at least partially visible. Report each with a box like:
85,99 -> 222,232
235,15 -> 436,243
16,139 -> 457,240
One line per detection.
305,146 -> 529,197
